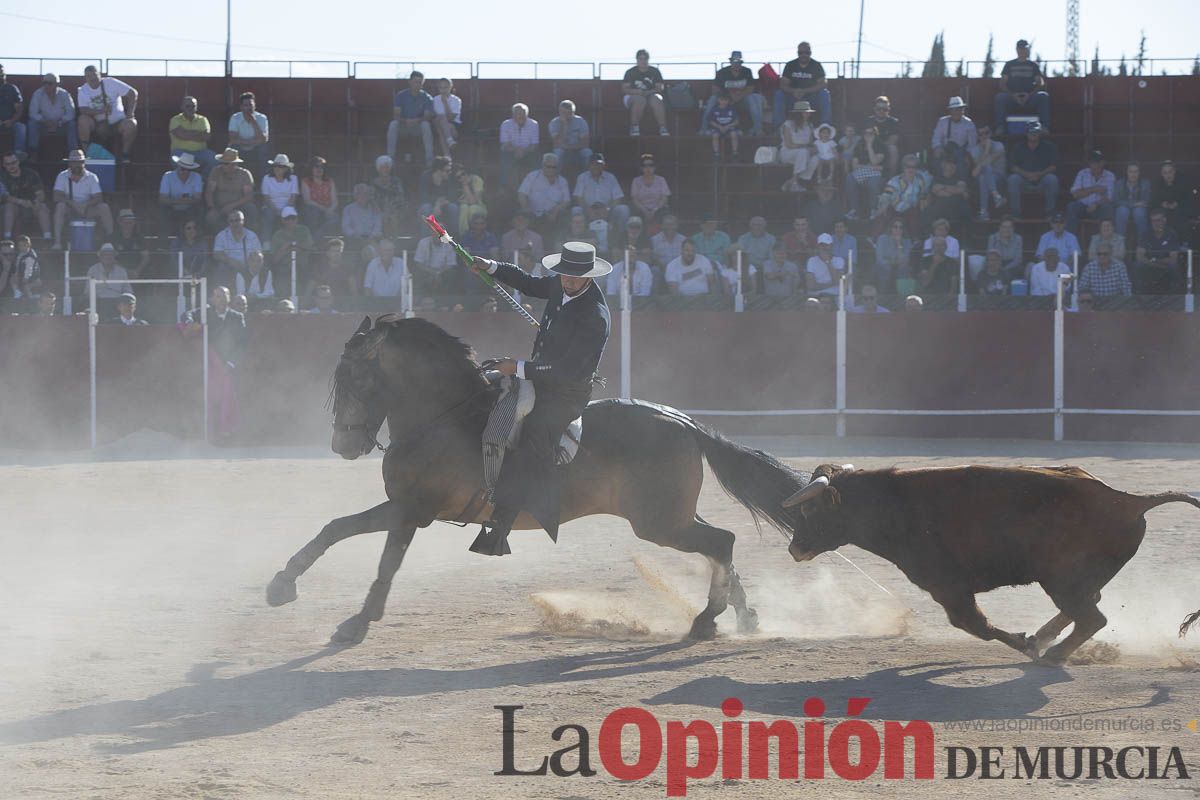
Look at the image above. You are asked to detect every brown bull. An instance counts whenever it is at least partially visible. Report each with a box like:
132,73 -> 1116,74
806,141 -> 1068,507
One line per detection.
783,464 -> 1200,664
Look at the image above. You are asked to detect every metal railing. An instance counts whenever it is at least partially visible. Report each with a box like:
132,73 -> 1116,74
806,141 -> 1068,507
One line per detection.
352,62 -> 474,80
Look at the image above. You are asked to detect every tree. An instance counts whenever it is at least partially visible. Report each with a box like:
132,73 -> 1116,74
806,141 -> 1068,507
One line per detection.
1192,55 -> 1199,76
922,33 -> 947,78
983,34 -> 996,78
1090,45 -> 1101,76
954,59 -> 965,78
1118,54 -> 1128,76
899,61 -> 913,79
1134,31 -> 1147,76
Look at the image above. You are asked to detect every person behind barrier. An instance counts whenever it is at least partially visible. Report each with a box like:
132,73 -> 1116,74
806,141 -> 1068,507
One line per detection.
108,292 -> 147,325
86,243 -> 131,299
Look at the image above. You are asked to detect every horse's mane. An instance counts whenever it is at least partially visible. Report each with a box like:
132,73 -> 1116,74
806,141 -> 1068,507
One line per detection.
373,314 -> 478,370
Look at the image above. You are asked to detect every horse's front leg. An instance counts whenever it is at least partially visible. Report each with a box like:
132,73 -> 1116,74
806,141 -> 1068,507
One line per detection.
267,500 -> 404,606
330,525 -> 418,646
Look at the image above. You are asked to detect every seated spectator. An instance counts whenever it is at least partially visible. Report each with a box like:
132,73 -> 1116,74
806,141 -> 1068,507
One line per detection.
573,153 -> 630,234
34,289 -> 57,316
565,213 -> 598,251
172,219 -> 208,278
417,156 -> 459,232
1066,151 -> 1115,235
736,216 -> 776,270
212,210 -> 263,289
1114,163 -> 1152,241
1006,121 -> 1058,219
269,207 -> 313,290
1087,218 -> 1125,263
650,214 -> 686,275
86,243 -> 132,299
629,154 -> 671,222
1035,213 -> 1081,265
976,250 -> 1011,296
276,298 -> 296,313
691,217 -> 732,268
873,219 -> 913,293
844,125 -> 885,219
905,294 -> 924,312
968,125 -> 1006,221
606,245 -> 655,297
76,66 -> 137,162
460,213 -> 499,260
518,153 -> 571,241
782,216 -> 816,265
549,100 -> 592,175
386,71 -> 434,165
308,284 -> 339,314
718,255 -> 757,295
930,96 -> 976,172
803,297 -> 824,312
622,49 -> 669,136
413,230 -> 461,295
762,241 -> 801,296
709,93 -> 741,159
665,240 -> 716,295
838,124 -> 860,172
371,155 -> 406,236
830,219 -> 857,267
432,78 -> 462,158
341,184 -> 383,260
301,156 -> 339,237
615,215 -> 650,255
304,238 -> 358,300
261,153 -> 299,241
362,238 -> 405,298
805,181 -> 842,237
501,211 -> 545,263
812,123 -> 838,184
1078,243 -> 1132,297
159,152 -> 204,235
236,249 -> 274,300
702,51 -> 764,136
2,151 -> 51,242
778,101 -> 818,179
1028,247 -> 1072,296
453,162 -> 486,234
923,158 -> 971,229
994,39 -> 1050,132
586,203 -> 613,258
922,218 -> 961,259
987,217 -> 1024,278
228,92 -> 269,182
108,292 -> 147,325
168,96 -> 216,174
1151,160 -> 1193,233
918,236 -> 958,295
110,209 -> 151,278
28,73 -> 76,156
52,149 -> 113,250
849,283 -> 889,312
499,103 -> 540,189
14,235 -> 41,299
863,95 -> 900,176
1135,209 -> 1182,294
231,293 -> 249,315
774,42 -> 831,127
205,148 -> 257,231
874,155 -> 929,234
806,234 -> 844,296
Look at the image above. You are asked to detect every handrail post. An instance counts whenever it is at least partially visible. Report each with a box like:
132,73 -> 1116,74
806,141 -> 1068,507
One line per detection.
1072,250 -> 1080,312
1054,274 -> 1070,442
958,250 -> 967,312
734,249 -> 745,312
402,250 -> 414,317
88,278 -> 98,448
200,277 -> 209,442
836,276 -> 847,437
176,252 -> 186,322
620,247 -> 632,400
63,250 -> 72,316
290,249 -> 299,310
1187,249 -> 1195,313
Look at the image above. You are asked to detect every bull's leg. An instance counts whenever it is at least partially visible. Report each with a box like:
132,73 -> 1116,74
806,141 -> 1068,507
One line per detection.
1031,592 -> 1101,654
267,500 -> 403,606
1039,594 -> 1108,665
331,525 -> 418,646
936,590 -> 1039,659
631,516 -> 737,641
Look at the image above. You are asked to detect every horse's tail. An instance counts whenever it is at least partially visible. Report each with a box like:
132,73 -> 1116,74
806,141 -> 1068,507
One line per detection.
691,424 -> 806,538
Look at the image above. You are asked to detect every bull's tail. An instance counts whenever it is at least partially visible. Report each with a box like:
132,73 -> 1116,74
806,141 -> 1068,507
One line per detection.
690,424 -> 806,538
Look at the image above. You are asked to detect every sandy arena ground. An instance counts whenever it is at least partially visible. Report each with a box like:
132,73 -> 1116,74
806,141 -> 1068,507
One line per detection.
4,434 -> 1200,798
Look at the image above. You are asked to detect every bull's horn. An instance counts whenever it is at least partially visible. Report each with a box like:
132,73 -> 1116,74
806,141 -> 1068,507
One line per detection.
840,463 -> 855,471
783,476 -> 830,508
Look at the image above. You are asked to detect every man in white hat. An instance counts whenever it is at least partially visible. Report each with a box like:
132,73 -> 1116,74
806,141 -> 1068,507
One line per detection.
28,72 -> 77,154
930,96 -> 976,173
467,242 -> 612,555
86,243 -> 131,299
159,152 -> 204,234
51,149 -> 113,250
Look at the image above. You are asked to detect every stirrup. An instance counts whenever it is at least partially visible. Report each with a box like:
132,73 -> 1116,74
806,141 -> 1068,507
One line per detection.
469,524 -> 512,557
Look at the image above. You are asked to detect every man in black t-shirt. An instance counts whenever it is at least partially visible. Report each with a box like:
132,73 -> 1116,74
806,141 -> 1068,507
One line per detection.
700,51 -> 764,136
863,95 -> 901,175
774,42 -> 831,129
621,49 -> 669,137
994,39 -> 1050,133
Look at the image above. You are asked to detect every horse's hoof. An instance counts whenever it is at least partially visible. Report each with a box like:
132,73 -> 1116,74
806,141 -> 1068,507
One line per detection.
1035,644 -> 1069,666
330,615 -> 368,646
687,618 -> 718,641
737,608 -> 760,634
266,572 -> 297,607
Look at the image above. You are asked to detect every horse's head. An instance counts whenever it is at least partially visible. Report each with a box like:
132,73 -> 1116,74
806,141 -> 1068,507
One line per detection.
331,316 -> 388,459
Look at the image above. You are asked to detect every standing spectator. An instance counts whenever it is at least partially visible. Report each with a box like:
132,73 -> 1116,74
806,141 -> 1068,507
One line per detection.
2,151 -> 51,241
572,153 -> 630,234
498,103 -> 540,189
1135,209 -> 1182,294
665,240 -> 716,295
549,100 -> 592,175
976,251 -> 1010,296
651,214 -> 687,276
762,241 -> 801,296
259,153 -> 299,241
701,51 -> 763,136
27,73 -> 76,156
844,125 -> 884,220
1087,218 -> 1125,263
806,234 -> 844,296
874,155 -> 929,233
1065,151 -> 1115,235
1036,213 -> 1081,264
1028,247 -> 1072,296
918,237 -> 958,295
268,207 -> 313,294
304,238 -> 358,301
460,213 -> 499,260
371,155 -> 405,236
453,162 -> 487,235
804,181 -> 842,238
812,124 -> 838,184
517,153 -> 570,241
987,217 -> 1025,278
622,49 -> 669,136
341,184 -> 383,259
193,285 -> 246,442
849,283 -> 889,313
0,239 -> 18,305
691,217 -> 732,268
1151,160 -> 1193,233
51,149 -> 113,250
413,230 -> 461,295
171,219 -> 208,278
709,93 -> 741,159
14,235 -> 41,300
386,71 -> 434,165
159,153 -> 204,235
301,156 -> 339,237
362,238 -> 405,298
629,154 -> 671,223
205,148 -> 257,231
923,159 -> 971,230
418,156 -> 460,233
829,219 -> 857,267
873,219 -> 913,293
110,209 -> 151,278
778,101 -> 818,180
1006,121 -> 1059,219
774,42 -> 831,127
1078,243 -> 1132,297
930,96 -> 976,171
228,92 -> 269,182
863,95 -> 900,176
1113,163 -> 1152,241
86,243 -> 131,299
501,210 -> 545,263
235,249 -> 274,301
76,66 -> 138,162
211,210 -> 263,289
168,96 -> 216,174
432,78 -> 462,158
782,216 -> 816,265
994,39 -> 1050,132
968,125 -> 1006,220
606,246 -> 654,297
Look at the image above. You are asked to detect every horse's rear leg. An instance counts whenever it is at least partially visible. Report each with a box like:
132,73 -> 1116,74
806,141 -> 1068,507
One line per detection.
267,500 -> 403,606
330,525 -> 417,646
696,514 -> 758,633
632,516 -> 738,641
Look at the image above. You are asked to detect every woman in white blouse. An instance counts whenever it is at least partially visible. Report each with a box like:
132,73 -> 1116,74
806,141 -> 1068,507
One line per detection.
260,153 -> 299,240
432,78 -> 463,157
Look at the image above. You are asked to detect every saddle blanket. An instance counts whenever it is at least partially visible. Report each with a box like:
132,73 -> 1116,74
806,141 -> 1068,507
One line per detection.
482,375 -> 581,497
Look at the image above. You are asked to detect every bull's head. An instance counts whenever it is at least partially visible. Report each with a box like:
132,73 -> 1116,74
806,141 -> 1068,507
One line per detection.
782,463 -> 856,561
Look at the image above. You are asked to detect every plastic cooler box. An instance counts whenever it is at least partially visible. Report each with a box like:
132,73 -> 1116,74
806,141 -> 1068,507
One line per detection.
1005,115 -> 1039,136
69,220 -> 97,252
87,157 -> 116,192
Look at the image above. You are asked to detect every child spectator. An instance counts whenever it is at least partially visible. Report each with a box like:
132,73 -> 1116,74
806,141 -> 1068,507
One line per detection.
813,124 -> 838,184
710,93 -> 740,160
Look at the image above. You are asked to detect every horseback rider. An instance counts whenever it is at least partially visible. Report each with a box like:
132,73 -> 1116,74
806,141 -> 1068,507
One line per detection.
468,241 -> 612,555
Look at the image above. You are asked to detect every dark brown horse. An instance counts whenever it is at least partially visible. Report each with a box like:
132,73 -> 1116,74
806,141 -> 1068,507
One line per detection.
266,315 -> 804,645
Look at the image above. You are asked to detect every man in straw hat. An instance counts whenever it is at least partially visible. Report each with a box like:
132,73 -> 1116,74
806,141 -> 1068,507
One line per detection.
51,149 -> 113,250
204,148 -> 256,231
467,241 -> 612,555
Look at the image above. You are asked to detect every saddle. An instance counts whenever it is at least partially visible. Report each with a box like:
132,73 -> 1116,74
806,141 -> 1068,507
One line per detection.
481,372 -> 582,498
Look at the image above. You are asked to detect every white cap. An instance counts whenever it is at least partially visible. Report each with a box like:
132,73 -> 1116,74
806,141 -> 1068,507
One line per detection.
281,206 -> 298,218
817,233 -> 834,245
